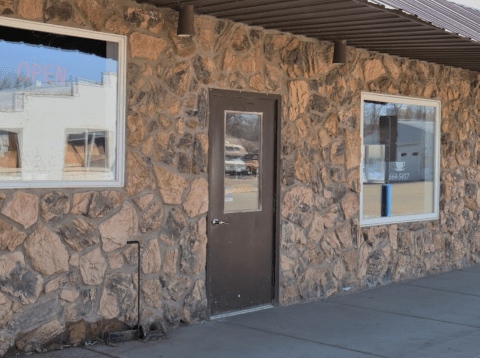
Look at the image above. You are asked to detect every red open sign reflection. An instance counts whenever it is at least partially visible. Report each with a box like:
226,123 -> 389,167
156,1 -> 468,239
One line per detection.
17,63 -> 66,84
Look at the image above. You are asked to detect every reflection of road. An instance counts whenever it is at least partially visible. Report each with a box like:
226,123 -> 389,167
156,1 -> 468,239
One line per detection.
225,175 -> 260,212
363,181 -> 434,218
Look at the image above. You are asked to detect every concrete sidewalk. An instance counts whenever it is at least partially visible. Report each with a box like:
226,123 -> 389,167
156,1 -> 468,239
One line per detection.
24,265 -> 480,358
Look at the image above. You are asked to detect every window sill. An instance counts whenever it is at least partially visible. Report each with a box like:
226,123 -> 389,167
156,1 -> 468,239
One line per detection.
360,213 -> 439,227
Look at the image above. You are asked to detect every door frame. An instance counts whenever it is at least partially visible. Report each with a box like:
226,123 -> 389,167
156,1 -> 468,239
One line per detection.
206,89 -> 282,317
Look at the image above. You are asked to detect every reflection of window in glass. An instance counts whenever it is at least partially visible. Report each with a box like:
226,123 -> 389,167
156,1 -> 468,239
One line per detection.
0,130 -> 20,172
224,111 -> 262,213
64,131 -> 107,171
421,154 -> 426,168
361,93 -> 440,226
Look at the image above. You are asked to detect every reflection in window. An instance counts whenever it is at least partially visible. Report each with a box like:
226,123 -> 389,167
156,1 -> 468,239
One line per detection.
0,130 -> 20,175
65,131 -> 107,171
361,94 -> 440,226
0,21 -> 124,187
224,111 -> 262,213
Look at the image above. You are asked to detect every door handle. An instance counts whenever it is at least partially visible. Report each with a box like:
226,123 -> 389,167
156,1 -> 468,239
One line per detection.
212,218 -> 229,225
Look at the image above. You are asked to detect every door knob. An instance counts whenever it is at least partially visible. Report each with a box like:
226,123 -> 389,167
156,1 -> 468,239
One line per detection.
212,219 -> 228,225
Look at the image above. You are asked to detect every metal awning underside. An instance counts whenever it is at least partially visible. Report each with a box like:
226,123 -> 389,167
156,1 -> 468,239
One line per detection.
137,0 -> 480,73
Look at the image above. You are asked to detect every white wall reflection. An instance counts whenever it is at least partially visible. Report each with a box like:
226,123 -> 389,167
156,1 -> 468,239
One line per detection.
0,73 -> 117,181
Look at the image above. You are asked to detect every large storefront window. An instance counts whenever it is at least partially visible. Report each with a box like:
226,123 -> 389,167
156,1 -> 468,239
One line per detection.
0,18 -> 126,188
360,93 -> 440,226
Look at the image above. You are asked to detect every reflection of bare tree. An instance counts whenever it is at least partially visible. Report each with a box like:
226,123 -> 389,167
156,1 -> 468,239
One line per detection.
0,73 -> 33,91
0,77 -> 12,90
392,104 -> 404,117
404,106 -> 413,119
364,102 -> 382,139
414,105 -> 427,120
226,113 -> 260,142
425,107 -> 435,121
226,112 -> 261,154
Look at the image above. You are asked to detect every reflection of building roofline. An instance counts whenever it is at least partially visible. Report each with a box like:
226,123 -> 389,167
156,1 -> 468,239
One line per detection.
0,72 -> 117,111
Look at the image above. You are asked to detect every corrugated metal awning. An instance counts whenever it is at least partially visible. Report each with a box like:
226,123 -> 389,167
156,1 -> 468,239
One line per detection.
137,0 -> 480,73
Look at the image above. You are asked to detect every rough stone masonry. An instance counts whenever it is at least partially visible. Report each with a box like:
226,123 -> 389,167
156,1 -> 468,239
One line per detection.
1,0 -> 480,354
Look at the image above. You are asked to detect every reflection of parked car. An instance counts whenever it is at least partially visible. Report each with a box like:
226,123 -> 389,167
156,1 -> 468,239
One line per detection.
225,143 -> 247,157
225,155 -> 247,175
243,153 -> 259,175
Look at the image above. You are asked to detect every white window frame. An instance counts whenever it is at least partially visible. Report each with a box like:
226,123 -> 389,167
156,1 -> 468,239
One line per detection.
0,17 -> 126,188
360,92 -> 441,227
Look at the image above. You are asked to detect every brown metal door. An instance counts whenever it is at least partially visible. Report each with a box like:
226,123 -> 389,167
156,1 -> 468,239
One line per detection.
207,89 -> 278,317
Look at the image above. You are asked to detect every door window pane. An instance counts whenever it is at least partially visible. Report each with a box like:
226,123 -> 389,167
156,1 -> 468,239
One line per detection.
361,94 -> 440,225
224,111 -> 262,213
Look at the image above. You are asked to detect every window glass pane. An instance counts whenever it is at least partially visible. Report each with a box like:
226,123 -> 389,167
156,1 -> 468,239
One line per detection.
0,130 -> 20,178
88,134 -> 107,168
0,24 -> 121,185
362,97 -> 437,221
65,135 -> 86,168
63,130 -> 109,180
224,111 -> 261,213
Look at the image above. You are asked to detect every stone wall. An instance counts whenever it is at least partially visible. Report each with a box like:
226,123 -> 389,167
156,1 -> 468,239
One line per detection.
1,0 -> 480,354
278,53 -> 480,304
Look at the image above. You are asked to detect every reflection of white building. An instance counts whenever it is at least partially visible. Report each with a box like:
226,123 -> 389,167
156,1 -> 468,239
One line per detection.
363,120 -> 435,183
0,73 -> 117,181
